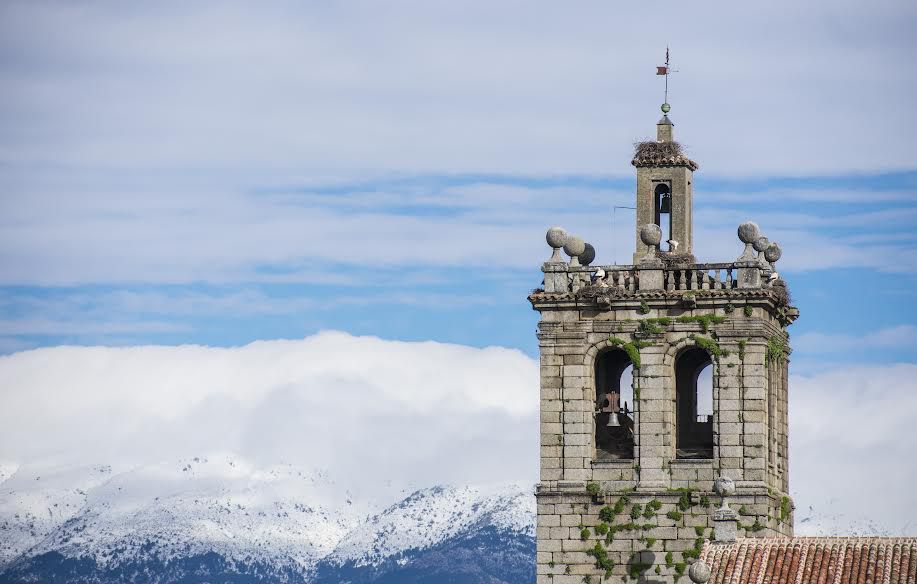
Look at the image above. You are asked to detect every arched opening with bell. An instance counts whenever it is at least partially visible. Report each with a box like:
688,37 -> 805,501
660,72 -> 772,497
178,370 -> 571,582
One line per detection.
654,182 -> 673,251
594,348 -> 635,459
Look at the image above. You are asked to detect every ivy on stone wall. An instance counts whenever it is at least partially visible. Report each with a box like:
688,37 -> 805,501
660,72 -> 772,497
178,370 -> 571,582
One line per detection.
766,335 -> 790,364
676,314 -> 726,333
578,492 -> 719,582
690,334 -> 728,359
608,336 -> 651,369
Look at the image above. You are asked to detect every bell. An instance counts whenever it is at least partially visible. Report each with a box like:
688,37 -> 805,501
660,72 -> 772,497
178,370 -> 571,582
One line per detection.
659,192 -> 672,214
600,392 -> 621,427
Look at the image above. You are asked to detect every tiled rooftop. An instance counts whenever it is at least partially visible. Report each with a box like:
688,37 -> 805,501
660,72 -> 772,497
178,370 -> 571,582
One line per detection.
701,537 -> 917,584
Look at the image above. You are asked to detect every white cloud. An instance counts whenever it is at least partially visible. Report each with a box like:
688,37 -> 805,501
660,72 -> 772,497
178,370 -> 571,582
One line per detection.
5,176 -> 913,288
1,332 -> 916,534
0,332 -> 539,488
794,325 -> 917,355
790,363 -> 917,535
0,1 -> 913,176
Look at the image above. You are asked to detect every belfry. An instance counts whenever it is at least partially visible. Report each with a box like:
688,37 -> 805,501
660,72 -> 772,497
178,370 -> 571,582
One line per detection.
529,94 -> 800,582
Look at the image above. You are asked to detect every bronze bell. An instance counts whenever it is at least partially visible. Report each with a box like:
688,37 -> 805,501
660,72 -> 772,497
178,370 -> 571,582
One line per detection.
600,392 -> 621,427
659,192 -> 672,214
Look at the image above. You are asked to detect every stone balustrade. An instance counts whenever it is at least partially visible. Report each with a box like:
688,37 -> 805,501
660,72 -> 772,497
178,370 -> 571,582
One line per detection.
663,263 -> 738,291
541,261 -> 777,294
540,221 -> 785,296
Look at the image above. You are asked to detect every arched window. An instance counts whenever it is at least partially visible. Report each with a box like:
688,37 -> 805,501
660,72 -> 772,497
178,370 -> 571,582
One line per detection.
654,183 -> 672,248
675,347 -> 714,458
594,349 -> 634,459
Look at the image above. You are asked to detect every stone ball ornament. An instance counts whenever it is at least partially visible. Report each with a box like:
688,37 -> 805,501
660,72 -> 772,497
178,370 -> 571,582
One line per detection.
563,236 -> 586,258
753,236 -> 771,253
765,242 -> 782,263
578,243 -> 596,266
640,223 -> 663,247
688,560 -> 712,584
737,221 -> 761,244
714,476 -> 736,497
546,226 -> 568,249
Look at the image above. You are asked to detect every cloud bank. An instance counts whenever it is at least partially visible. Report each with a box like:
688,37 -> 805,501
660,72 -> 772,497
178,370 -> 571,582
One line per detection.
1,1 -> 914,176
1,332 -> 915,533
0,332 -> 538,488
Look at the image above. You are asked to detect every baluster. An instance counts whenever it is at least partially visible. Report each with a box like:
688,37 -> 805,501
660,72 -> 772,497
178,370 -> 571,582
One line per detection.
666,270 -> 674,291
726,268 -> 734,289
702,270 -> 711,290
629,271 -> 636,292
713,269 -> 722,289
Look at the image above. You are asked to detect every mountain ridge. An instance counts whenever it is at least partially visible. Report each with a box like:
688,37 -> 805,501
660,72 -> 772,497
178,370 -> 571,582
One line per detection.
0,458 -> 535,583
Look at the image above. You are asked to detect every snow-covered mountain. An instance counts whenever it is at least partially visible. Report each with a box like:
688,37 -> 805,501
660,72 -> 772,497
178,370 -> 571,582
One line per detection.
0,457 -> 535,583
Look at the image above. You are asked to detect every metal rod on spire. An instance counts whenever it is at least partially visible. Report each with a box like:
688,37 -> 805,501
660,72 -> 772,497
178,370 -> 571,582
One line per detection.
664,46 -> 669,105
656,46 -> 675,115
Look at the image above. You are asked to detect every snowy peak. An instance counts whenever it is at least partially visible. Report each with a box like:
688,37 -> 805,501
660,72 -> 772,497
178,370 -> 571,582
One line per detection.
0,459 -> 536,583
328,484 -> 534,567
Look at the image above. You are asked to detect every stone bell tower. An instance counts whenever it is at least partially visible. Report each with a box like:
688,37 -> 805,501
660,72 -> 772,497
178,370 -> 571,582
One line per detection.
530,107 -> 799,583
632,116 -> 697,263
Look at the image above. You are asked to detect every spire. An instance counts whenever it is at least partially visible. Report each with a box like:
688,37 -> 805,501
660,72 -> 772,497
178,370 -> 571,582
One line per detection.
657,47 -> 673,116
655,47 -> 676,141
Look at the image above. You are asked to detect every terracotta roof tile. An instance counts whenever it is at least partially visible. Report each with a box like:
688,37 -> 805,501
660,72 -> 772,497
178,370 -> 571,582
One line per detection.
700,538 -> 917,584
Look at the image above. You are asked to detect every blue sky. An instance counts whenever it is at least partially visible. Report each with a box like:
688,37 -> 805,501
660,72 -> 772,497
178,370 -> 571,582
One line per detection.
3,169 -> 915,369
1,0 -> 916,533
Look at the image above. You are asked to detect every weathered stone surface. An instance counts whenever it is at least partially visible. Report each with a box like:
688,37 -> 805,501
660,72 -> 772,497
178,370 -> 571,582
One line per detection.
531,115 -> 796,583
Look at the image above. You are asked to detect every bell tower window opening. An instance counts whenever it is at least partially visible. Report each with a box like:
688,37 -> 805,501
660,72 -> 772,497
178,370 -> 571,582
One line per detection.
594,349 -> 634,460
675,347 -> 714,459
697,364 -> 713,420
654,182 -> 673,250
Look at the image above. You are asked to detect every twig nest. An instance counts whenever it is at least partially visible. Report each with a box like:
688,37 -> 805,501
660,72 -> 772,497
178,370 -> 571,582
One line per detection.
640,223 -> 662,247
714,476 -> 736,497
563,236 -> 586,257
753,236 -> 771,253
737,221 -> 760,244
546,227 -> 567,248
579,243 -> 596,266
765,242 -> 782,263
689,560 -> 712,583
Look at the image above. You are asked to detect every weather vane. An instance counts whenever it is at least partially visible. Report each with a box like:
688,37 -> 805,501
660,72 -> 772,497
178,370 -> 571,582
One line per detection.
656,46 -> 677,114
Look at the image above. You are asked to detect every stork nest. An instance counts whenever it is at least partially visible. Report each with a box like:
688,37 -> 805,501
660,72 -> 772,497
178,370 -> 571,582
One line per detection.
575,283 -> 632,299
655,250 -> 697,266
771,279 -> 792,307
631,140 -> 699,170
